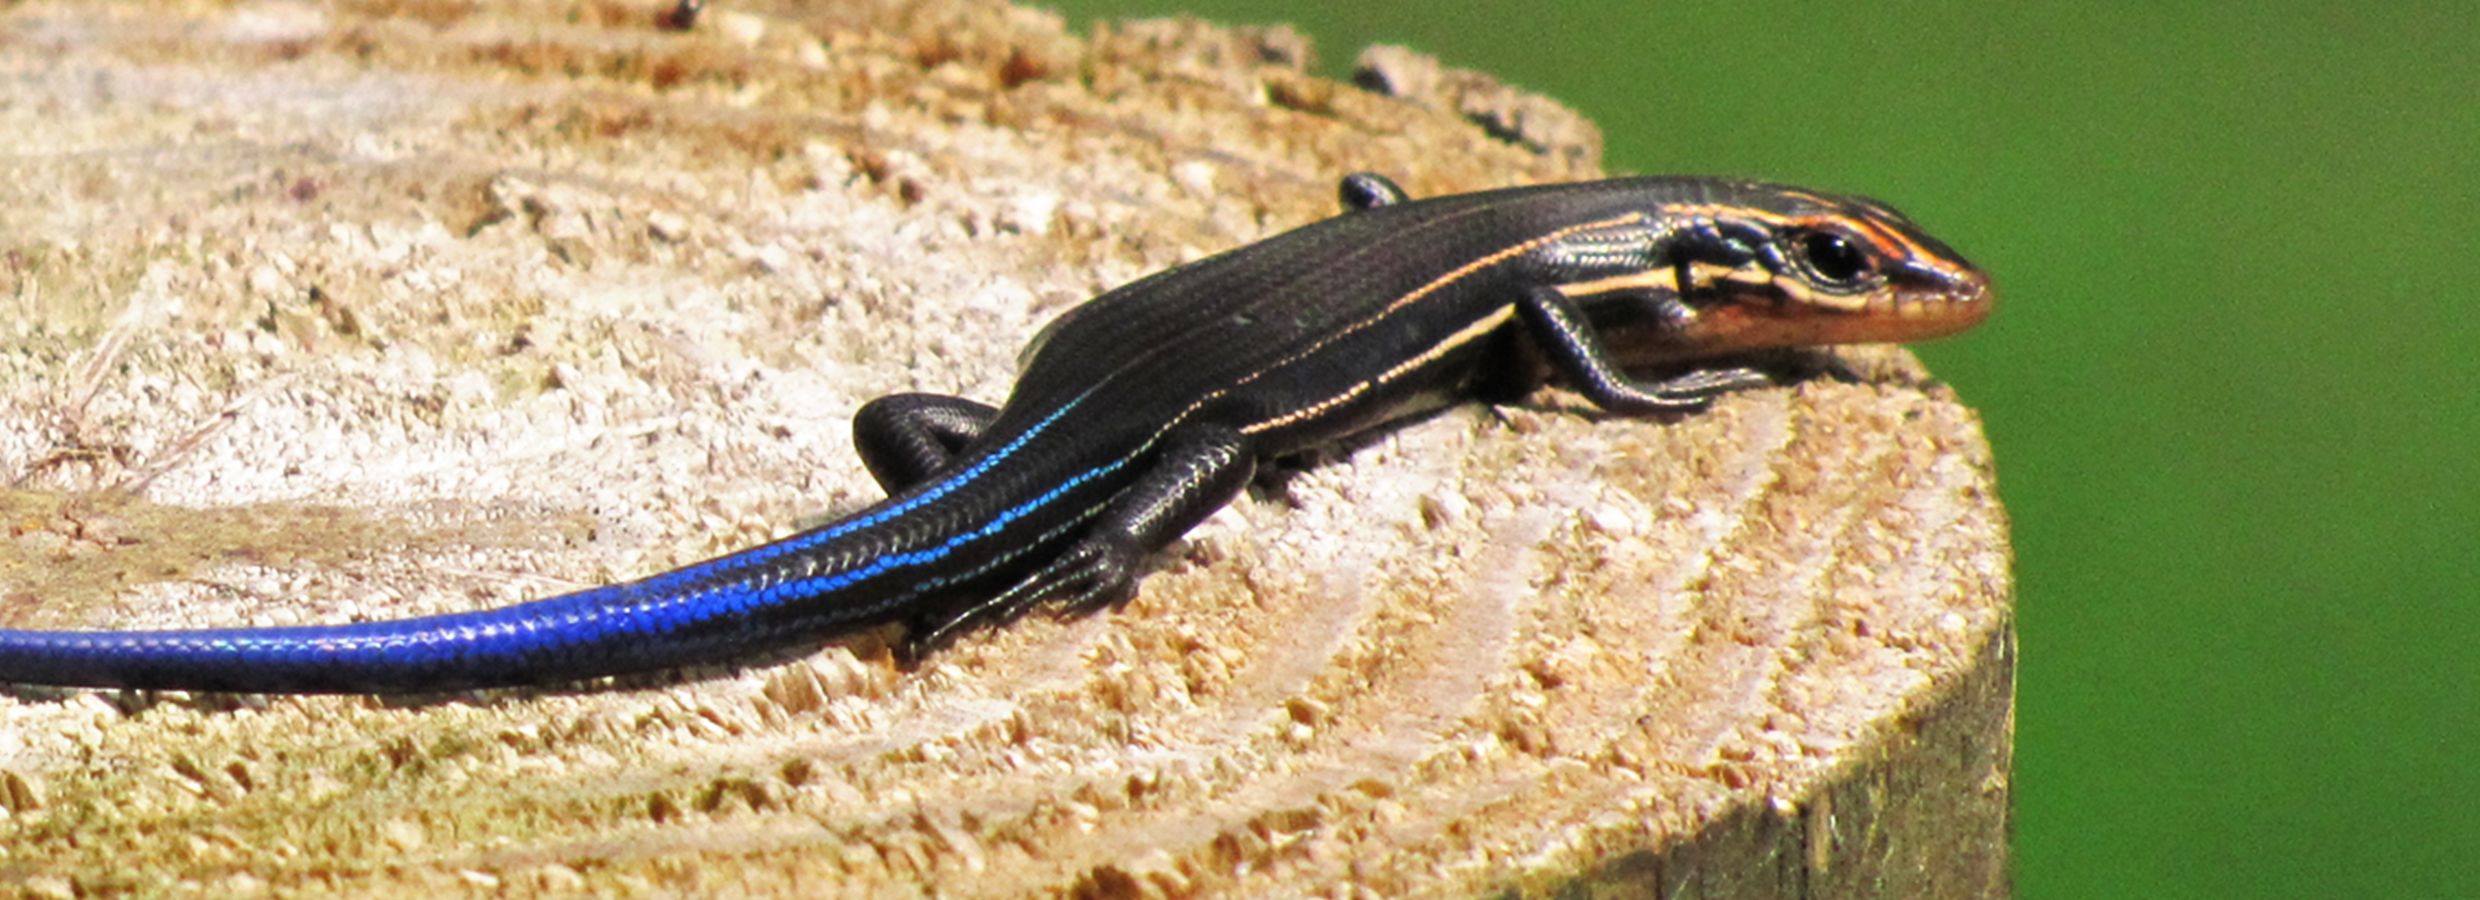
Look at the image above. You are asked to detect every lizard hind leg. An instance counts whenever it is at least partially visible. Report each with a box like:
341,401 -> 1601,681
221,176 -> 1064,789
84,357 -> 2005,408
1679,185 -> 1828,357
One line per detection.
851,393 -> 1000,493
902,424 -> 1256,657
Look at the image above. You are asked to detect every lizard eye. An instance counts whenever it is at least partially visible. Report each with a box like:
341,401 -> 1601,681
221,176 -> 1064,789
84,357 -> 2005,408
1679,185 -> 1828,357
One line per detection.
1793,230 -> 1878,290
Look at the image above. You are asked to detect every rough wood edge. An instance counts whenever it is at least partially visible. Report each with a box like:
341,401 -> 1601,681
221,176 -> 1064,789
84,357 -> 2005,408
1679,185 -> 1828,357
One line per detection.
1546,622 -> 2014,899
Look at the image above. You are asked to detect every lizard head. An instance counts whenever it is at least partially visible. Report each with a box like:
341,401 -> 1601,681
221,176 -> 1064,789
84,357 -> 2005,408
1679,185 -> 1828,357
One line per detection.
1581,185 -> 1994,365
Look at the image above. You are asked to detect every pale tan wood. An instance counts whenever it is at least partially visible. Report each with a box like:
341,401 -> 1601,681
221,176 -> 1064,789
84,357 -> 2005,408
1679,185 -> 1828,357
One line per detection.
0,2 -> 2012,896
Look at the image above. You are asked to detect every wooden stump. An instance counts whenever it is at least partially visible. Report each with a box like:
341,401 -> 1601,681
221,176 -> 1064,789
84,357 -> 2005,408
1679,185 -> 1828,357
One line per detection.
0,1 -> 2012,896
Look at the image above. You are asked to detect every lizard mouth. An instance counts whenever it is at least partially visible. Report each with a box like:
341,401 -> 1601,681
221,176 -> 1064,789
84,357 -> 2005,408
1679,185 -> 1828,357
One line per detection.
1864,262 -> 1994,338
1709,258 -> 1991,344
1596,263 -> 1993,368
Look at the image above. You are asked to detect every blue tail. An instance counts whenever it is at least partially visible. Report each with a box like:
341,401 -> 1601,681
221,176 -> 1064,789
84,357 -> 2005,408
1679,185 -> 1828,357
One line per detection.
0,397 -> 1110,693
0,578 -> 812,693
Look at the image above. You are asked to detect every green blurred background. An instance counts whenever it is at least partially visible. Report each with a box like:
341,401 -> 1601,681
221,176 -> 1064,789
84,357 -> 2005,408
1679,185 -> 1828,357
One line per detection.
1039,2 -> 2476,896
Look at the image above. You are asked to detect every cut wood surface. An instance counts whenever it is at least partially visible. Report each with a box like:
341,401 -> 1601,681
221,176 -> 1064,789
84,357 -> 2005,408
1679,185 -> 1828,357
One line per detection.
0,1 -> 2014,896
